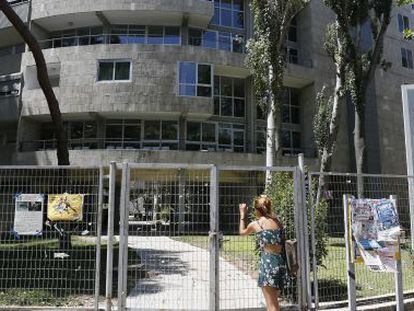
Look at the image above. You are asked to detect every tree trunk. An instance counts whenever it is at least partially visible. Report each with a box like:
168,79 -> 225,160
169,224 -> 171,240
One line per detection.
266,99 -> 276,185
0,0 -> 69,165
316,57 -> 344,205
354,108 -> 366,198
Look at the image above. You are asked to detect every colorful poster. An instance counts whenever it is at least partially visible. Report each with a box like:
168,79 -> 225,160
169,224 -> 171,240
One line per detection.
47,193 -> 84,221
350,198 -> 401,273
14,194 -> 44,235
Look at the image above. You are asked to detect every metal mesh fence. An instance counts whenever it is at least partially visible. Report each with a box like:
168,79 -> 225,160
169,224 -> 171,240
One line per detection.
0,167 -> 102,308
309,172 -> 414,308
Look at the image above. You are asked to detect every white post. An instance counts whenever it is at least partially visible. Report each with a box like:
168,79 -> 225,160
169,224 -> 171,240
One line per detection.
308,172 -> 319,309
209,165 -> 219,311
118,162 -> 129,311
391,195 -> 404,311
343,195 -> 356,311
94,166 -> 104,310
298,154 -> 312,309
106,162 -> 116,311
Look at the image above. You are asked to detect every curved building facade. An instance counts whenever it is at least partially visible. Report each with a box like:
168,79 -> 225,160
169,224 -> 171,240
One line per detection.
7,0 -> 320,167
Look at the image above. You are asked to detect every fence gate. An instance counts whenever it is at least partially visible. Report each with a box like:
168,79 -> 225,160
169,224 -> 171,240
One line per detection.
116,163 -> 308,311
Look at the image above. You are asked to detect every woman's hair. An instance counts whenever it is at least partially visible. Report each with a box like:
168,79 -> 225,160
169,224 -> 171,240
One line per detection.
253,195 -> 284,228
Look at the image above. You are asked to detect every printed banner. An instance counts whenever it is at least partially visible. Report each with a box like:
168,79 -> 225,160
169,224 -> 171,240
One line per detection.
47,193 -> 84,221
350,198 -> 401,273
14,194 -> 44,235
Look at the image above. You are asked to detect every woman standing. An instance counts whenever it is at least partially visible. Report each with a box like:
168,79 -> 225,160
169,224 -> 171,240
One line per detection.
239,195 -> 286,311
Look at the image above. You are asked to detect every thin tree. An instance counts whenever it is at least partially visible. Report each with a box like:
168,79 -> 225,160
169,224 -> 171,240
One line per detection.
246,0 -> 309,183
323,0 -> 393,197
0,0 -> 69,165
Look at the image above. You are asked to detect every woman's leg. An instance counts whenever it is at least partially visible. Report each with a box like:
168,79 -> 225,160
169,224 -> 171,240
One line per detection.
261,286 -> 280,311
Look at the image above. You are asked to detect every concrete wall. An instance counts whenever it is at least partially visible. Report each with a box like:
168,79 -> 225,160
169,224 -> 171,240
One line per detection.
20,44 -> 246,118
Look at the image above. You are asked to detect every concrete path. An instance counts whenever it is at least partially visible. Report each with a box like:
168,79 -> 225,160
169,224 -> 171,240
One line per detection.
126,236 -> 266,310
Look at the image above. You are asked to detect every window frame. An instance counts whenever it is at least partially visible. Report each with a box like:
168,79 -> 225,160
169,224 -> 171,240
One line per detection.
97,59 -> 132,82
188,27 -> 245,53
212,0 -> 245,29
178,61 -> 213,98
214,75 -> 246,118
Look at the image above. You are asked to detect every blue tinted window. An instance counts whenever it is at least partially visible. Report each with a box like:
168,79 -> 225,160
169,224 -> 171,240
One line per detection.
203,31 -> 217,48
179,62 -> 196,84
212,0 -> 244,29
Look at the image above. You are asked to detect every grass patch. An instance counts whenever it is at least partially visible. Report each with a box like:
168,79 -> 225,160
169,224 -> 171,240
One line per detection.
174,235 -> 414,302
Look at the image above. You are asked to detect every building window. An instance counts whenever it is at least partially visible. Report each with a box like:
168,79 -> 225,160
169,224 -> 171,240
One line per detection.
256,127 -> 301,156
288,16 -> 297,42
282,89 -> 300,124
98,60 -> 131,81
287,47 -> 298,64
186,121 -> 245,152
68,121 -> 98,149
0,78 -> 20,97
398,14 -> 410,33
212,0 -> 244,29
178,62 -> 212,97
401,48 -> 414,69
143,120 -> 179,150
105,119 -> 141,149
214,76 -> 245,117
188,28 -> 245,53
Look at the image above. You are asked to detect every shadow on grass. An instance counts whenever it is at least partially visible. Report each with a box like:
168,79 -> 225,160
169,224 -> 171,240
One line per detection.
316,278 -> 357,302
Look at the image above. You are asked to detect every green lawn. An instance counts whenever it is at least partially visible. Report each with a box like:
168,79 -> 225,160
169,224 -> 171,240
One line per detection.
174,235 -> 414,302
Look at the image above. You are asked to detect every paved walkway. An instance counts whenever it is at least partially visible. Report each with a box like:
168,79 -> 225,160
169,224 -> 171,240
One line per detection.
126,236 -> 265,310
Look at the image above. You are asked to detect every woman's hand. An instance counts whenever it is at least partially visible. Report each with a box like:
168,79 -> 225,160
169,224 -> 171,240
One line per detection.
239,203 -> 248,217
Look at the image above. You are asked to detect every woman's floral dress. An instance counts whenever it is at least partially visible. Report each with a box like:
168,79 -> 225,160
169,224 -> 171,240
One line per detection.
256,221 -> 287,290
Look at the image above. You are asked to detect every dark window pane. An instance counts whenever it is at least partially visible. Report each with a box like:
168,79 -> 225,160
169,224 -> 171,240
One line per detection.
257,131 -> 265,148
233,78 -> 245,97
162,121 -> 178,140
218,32 -> 231,51
203,31 -> 217,49
214,76 -> 220,95
257,106 -> 266,120
288,26 -> 297,42
115,62 -> 131,80
282,106 -> 290,123
84,122 -> 97,138
234,131 -> 244,146
282,131 -> 291,148
197,86 -> 212,97
79,36 -> 90,46
91,35 -> 105,45
165,27 -> 180,44
99,62 -> 114,81
234,98 -> 245,117
220,97 -> 232,116
221,0 -> 232,9
232,11 -> 244,28
233,0 -> 244,11
214,96 -> 220,115
202,123 -> 216,142
179,62 -> 196,84
179,84 -> 196,96
70,122 -> 83,139
187,144 -> 201,151
219,127 -> 232,145
187,122 -> 201,141
62,37 -> 76,47
189,28 -> 202,46
292,132 -> 301,149
212,7 -> 220,25
106,125 -> 122,139
124,125 -> 141,140
291,107 -> 300,124
220,77 -> 232,96
144,121 -> 160,140
221,9 -> 232,27
198,64 -> 211,84
147,26 -> 163,44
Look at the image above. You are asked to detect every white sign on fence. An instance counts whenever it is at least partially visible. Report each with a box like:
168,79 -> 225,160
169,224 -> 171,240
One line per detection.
13,193 -> 44,235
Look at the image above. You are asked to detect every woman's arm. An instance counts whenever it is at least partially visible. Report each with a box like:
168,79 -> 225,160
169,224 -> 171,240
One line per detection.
239,203 -> 255,235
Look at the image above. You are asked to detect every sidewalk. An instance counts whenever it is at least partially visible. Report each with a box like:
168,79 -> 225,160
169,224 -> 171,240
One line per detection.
126,236 -> 265,310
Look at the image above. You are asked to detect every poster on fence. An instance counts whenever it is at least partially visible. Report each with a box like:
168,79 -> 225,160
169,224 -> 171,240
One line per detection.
13,194 -> 44,235
47,193 -> 84,221
350,198 -> 401,272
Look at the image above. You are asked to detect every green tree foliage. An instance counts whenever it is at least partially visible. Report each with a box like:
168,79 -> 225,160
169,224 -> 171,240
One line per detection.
263,172 -> 328,266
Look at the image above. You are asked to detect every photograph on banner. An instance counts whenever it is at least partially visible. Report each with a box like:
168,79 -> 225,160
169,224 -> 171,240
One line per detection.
47,193 -> 84,221
350,198 -> 401,272
14,193 -> 44,235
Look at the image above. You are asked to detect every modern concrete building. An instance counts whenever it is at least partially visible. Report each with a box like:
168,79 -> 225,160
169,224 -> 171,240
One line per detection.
0,0 -> 413,174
